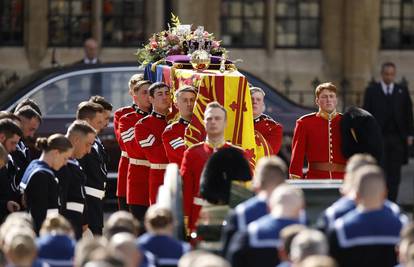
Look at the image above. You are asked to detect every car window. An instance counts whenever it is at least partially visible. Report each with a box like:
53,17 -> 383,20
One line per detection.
101,71 -> 136,110
27,70 -> 137,117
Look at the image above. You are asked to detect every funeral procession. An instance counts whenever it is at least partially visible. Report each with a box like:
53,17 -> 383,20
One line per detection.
2,1 -> 414,267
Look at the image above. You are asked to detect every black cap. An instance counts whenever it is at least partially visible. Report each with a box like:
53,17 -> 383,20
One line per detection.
200,147 -> 251,205
340,106 -> 384,163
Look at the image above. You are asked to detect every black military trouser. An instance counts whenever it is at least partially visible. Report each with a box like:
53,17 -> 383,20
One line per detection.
383,134 -> 404,202
118,197 -> 129,211
86,195 -> 104,235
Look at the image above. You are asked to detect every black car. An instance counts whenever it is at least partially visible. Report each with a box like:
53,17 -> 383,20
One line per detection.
0,62 -> 313,207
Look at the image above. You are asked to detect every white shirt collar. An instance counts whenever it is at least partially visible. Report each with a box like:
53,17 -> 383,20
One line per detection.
83,58 -> 98,64
380,80 -> 394,95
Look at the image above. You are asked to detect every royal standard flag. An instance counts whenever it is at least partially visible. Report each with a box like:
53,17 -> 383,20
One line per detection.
152,65 -> 270,168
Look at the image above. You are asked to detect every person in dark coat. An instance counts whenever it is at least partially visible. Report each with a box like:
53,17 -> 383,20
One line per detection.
328,165 -> 407,267
363,62 -> 414,201
76,101 -> 107,235
0,118 -> 23,222
19,134 -> 73,233
56,120 -> 96,239
73,38 -> 101,65
12,106 -> 42,199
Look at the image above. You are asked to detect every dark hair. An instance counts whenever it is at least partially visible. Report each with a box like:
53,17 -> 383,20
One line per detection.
35,134 -> 72,152
89,96 -> 113,111
76,101 -> 104,120
0,112 -> 21,123
67,120 -> 96,137
381,62 -> 396,72
0,119 -> 23,138
14,98 -> 42,116
131,80 -> 152,94
14,106 -> 42,123
148,82 -> 169,97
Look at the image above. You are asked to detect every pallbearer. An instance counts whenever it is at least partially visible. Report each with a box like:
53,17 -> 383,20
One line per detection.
135,82 -> 172,204
119,80 -> 152,221
250,87 -> 283,155
113,73 -> 144,210
162,85 -> 197,166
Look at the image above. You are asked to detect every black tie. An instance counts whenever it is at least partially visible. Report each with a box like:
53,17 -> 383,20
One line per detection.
386,85 -> 391,95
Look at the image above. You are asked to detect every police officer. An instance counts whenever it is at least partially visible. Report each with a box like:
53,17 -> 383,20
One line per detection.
56,120 -> 96,239
113,73 -> 144,211
251,87 -> 283,155
19,134 -> 73,233
76,101 -> 106,235
226,184 -> 305,267
162,85 -> 197,166
289,82 -> 347,179
135,82 -> 172,204
119,80 -> 152,221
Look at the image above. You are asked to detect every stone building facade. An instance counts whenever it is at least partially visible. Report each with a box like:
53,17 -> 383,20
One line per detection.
0,0 -> 413,107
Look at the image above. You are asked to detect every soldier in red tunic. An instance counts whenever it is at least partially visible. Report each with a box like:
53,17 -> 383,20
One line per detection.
251,87 -> 284,155
180,102 -> 238,233
162,85 -> 197,167
119,80 -> 152,221
113,73 -> 143,210
289,82 -> 347,179
135,82 -> 172,205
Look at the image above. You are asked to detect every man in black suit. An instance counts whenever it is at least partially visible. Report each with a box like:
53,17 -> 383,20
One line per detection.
363,62 -> 414,201
74,38 -> 101,65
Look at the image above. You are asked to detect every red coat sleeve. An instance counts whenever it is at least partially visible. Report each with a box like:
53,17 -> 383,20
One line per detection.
269,123 -> 283,155
114,109 -> 124,145
135,122 -> 168,164
162,126 -> 186,166
289,119 -> 306,178
180,148 -> 194,219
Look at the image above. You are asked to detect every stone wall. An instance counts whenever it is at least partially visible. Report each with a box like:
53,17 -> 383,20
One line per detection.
1,0 -> 414,107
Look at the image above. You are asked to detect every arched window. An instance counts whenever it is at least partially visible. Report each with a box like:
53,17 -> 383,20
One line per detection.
220,0 -> 265,47
48,0 -> 92,46
381,0 -> 414,49
275,0 -> 320,48
0,0 -> 24,46
102,0 -> 146,47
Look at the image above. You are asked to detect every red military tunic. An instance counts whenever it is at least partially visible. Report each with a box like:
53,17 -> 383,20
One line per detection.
162,118 -> 190,167
119,108 -> 150,206
289,111 -> 347,179
114,105 -> 136,198
135,112 -> 169,204
180,141 -> 235,233
254,114 -> 283,155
